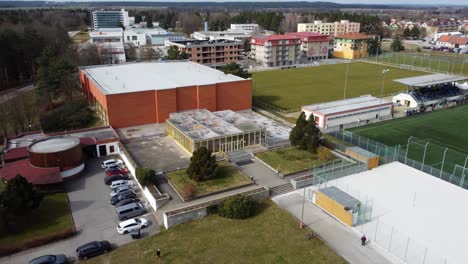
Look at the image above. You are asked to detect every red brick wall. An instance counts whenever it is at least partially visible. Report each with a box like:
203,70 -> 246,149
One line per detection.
216,80 -> 252,111
176,86 -> 197,111
197,84 -> 217,111
80,70 -> 108,110
155,89 -> 177,123
107,91 -> 157,128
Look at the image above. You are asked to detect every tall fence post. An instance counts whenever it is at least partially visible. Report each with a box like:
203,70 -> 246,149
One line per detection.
421,141 -> 430,170
422,247 -> 428,264
388,226 -> 394,251
405,136 -> 414,164
404,237 -> 411,261
440,148 -> 449,178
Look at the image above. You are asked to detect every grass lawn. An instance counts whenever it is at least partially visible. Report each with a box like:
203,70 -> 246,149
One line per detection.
349,105 -> 468,174
72,31 -> 90,44
373,52 -> 468,76
166,161 -> 251,199
85,200 -> 346,264
256,147 -> 336,175
0,193 -> 74,250
252,62 -> 425,110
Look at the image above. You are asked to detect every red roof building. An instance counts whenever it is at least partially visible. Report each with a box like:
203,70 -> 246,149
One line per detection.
0,159 -> 62,185
250,34 -> 301,67
285,32 -> 330,61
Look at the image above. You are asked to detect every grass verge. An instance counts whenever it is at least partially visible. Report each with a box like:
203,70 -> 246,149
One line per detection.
85,200 -> 346,264
166,161 -> 251,199
0,193 -> 74,252
256,147 -> 336,175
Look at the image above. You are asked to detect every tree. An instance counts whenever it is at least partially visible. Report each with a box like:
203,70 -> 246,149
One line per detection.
390,36 -> 404,52
40,99 -> 95,133
0,175 -> 43,233
218,195 -> 256,219
403,27 -> 411,38
36,47 -> 73,107
135,168 -> 155,187
367,36 -> 382,56
146,16 -> 153,28
220,63 -> 251,79
289,112 -> 321,153
142,47 -> 160,61
186,147 -> 218,182
166,46 -> 190,60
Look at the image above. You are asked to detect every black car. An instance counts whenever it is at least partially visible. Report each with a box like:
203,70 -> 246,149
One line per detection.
104,174 -> 129,185
114,198 -> 141,207
28,254 -> 67,264
105,167 -> 123,173
76,240 -> 111,260
111,190 -> 136,205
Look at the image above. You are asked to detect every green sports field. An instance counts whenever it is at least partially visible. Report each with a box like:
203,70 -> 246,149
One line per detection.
371,52 -> 468,76
349,105 -> 468,175
252,62 -> 426,111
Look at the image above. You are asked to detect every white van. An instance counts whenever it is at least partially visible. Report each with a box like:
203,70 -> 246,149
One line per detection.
101,159 -> 123,169
115,202 -> 146,220
110,180 -> 134,190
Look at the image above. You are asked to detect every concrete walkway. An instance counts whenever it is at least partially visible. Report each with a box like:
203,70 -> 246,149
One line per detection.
273,192 -> 399,264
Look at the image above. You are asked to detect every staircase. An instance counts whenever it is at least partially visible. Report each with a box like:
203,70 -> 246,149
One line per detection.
269,183 -> 295,197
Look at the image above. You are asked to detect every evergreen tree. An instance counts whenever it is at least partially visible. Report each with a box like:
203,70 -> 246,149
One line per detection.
166,46 -> 190,60
220,63 -> 251,79
367,36 -> 382,56
187,147 -> 218,182
289,112 -> 321,153
0,175 -> 43,233
390,37 -> 404,52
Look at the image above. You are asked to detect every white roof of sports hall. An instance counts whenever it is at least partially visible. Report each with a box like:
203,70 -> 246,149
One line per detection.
80,61 -> 245,95
394,73 -> 467,87
302,95 -> 392,116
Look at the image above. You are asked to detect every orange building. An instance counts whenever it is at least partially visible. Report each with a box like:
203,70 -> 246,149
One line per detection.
79,61 -> 252,128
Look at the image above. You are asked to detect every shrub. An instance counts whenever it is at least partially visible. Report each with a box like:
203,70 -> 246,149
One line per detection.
187,147 -> 218,182
218,195 -> 256,220
317,147 -> 334,162
135,167 -> 155,187
183,183 -> 196,199
40,99 -> 96,133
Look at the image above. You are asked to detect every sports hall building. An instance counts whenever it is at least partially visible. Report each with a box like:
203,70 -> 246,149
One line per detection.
79,61 -> 252,128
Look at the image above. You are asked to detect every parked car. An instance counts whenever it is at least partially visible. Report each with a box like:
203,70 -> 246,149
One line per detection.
110,180 -> 134,190
116,217 -> 149,234
115,202 -> 147,220
110,186 -> 132,198
101,159 -> 123,169
103,163 -> 122,171
106,167 -> 128,176
28,254 -> 67,264
111,190 -> 136,205
104,174 -> 129,185
114,198 -> 141,207
76,241 -> 111,260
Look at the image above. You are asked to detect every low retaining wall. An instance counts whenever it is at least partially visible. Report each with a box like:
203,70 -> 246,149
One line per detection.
120,148 -> 168,211
163,187 -> 270,229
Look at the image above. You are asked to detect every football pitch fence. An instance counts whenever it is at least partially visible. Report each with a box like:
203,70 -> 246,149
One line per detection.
328,130 -> 468,190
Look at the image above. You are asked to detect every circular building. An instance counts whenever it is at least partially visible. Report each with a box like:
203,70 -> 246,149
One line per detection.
28,136 -> 85,178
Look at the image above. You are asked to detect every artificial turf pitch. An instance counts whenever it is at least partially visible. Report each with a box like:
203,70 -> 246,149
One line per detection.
349,105 -> 468,174
252,62 -> 426,111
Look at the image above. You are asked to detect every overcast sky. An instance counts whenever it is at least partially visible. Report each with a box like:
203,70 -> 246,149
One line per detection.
7,0 -> 466,5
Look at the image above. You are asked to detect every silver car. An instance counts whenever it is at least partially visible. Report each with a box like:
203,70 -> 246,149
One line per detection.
110,186 -> 132,198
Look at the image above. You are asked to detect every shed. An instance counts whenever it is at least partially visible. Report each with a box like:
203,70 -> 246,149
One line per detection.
313,186 -> 360,227
345,146 -> 379,169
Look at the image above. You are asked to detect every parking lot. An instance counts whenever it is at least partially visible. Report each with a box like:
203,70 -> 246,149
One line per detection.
0,158 -> 159,264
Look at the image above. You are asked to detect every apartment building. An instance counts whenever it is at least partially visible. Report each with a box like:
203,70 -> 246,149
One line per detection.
297,20 -> 360,37
285,32 -> 329,61
166,39 -> 243,66
332,33 -> 370,59
192,30 -> 252,41
426,20 -> 460,39
230,24 -> 259,32
91,9 -> 133,30
250,35 -> 301,67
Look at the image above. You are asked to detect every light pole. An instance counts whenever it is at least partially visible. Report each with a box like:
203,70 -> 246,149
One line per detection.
343,60 -> 351,99
378,69 -> 390,120
300,175 -> 311,229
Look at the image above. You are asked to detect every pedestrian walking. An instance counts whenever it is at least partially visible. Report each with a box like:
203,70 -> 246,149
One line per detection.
361,235 -> 367,246
156,248 -> 161,257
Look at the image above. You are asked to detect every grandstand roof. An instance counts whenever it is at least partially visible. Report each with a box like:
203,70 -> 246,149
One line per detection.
301,95 -> 392,116
394,73 -> 468,87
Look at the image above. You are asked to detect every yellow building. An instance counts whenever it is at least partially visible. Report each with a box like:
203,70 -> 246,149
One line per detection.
332,33 -> 370,59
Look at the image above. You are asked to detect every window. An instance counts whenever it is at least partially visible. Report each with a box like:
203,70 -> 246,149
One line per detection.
132,36 -> 137,40
109,145 -> 115,153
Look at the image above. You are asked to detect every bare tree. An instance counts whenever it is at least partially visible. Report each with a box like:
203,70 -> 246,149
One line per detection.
20,92 -> 38,131
280,13 -> 299,33
0,103 -> 9,138
142,47 -> 160,61
178,13 -> 203,35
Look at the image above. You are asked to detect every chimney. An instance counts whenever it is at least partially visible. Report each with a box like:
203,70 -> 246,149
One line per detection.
204,21 -> 208,32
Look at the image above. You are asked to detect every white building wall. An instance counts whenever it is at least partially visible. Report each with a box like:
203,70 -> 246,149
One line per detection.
324,106 -> 392,128
97,142 -> 120,157
393,93 -> 419,108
